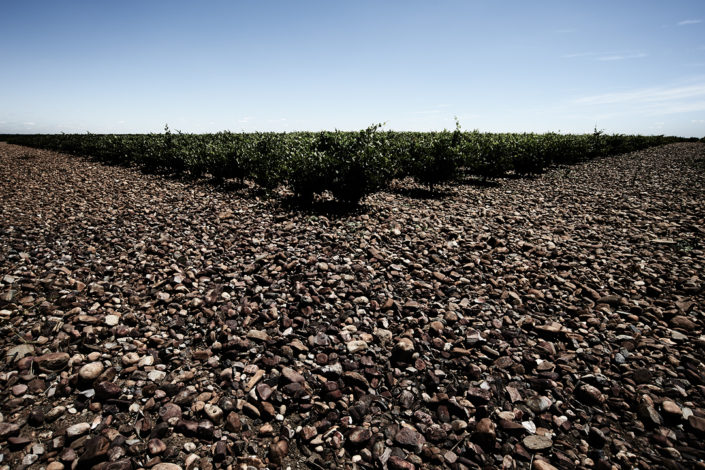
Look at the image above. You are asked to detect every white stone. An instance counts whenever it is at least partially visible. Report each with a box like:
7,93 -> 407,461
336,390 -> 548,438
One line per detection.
346,340 -> 368,353
183,442 -> 196,452
122,352 -> 140,365
66,422 -> 90,438
148,370 -> 166,382
152,464 -> 183,470
204,404 -> 223,423
78,362 -> 104,380
521,421 -> 537,434
138,355 -> 154,367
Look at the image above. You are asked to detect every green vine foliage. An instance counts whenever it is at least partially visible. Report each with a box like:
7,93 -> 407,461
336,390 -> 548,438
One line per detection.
1,127 -> 686,205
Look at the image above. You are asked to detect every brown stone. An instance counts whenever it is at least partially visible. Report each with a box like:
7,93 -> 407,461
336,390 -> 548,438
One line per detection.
389,456 -> 416,470
37,352 -> 70,371
394,426 -> 425,452
533,460 -> 559,470
523,435 -> 553,450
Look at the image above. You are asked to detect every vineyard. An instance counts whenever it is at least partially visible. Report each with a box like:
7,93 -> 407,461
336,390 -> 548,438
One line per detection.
1,128 -> 690,203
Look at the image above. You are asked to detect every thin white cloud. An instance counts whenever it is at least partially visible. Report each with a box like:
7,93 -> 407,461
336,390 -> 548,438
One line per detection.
23,122 -> 35,126
575,84 -> 705,105
413,109 -> 441,115
678,19 -> 702,26
238,116 -> 253,123
573,82 -> 705,117
563,51 -> 647,61
692,119 -> 705,124
649,101 -> 705,115
597,52 -> 648,61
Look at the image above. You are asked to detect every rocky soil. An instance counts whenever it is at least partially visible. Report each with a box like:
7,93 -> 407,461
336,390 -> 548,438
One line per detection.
0,141 -> 704,470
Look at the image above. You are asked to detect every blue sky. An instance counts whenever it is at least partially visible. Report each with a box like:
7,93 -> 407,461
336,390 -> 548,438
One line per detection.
1,1 -> 704,136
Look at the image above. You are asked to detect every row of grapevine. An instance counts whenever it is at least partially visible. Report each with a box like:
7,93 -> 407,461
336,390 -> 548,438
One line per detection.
1,127 -> 689,204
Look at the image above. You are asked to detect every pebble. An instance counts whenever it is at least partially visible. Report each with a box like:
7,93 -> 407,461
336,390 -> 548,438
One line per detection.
389,455 -> 416,470
473,418 -> 496,449
662,400 -> 682,418
148,370 -> 167,382
525,396 -> 552,413
349,428 -> 372,444
66,422 -> 90,438
394,426 -> 426,452
523,435 -> 553,450
36,352 -> 70,371
247,329 -> 269,341
204,404 -> 223,423
269,439 -> 289,464
151,464 -> 183,470
281,367 -> 305,383
148,438 -> 167,455
576,384 -> 604,405
121,352 -> 140,365
346,340 -> 368,353
78,361 -> 104,380
0,423 -> 20,440
533,460 -> 559,470
138,355 -> 154,367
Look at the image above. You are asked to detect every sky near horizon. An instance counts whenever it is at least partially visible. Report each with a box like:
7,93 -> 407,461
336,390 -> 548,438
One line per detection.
1,1 -> 704,136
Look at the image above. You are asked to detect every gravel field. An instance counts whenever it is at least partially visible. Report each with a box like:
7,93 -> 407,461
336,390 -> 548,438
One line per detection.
1,141 -> 704,470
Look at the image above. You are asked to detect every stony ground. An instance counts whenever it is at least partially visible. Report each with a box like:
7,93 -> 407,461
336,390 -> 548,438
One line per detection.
0,141 -> 704,470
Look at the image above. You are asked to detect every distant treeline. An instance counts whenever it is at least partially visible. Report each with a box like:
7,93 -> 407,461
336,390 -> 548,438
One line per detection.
1,127 -> 695,203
